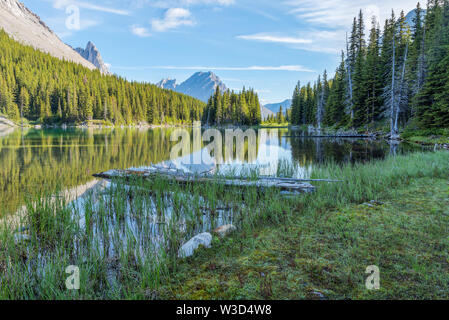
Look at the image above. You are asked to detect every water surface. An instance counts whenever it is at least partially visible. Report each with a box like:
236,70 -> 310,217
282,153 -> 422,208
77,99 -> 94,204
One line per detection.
0,127 -> 421,216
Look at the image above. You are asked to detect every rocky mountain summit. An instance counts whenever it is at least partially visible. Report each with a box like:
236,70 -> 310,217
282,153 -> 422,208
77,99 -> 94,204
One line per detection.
156,78 -> 178,91
157,71 -> 228,102
0,0 -> 95,70
75,41 -> 110,74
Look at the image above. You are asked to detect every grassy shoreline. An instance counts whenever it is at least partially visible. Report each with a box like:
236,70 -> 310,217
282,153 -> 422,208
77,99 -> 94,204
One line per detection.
159,150 -> 449,300
1,150 -> 448,299
2,115 -> 449,148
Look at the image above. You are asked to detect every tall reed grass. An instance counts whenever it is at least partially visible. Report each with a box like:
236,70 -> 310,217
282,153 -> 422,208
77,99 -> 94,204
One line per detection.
0,150 -> 448,299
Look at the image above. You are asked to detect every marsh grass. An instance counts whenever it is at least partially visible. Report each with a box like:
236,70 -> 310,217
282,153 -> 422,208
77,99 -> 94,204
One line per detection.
159,150 -> 449,299
1,150 -> 448,299
0,163 -> 282,299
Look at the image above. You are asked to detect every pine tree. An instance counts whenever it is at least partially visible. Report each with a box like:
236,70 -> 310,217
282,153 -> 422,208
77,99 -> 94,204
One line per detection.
364,16 -> 384,124
325,52 -> 348,127
290,2 -> 449,133
352,10 -> 369,128
18,87 -> 30,120
291,81 -> 301,125
0,30 -> 206,125
409,2 -> 426,115
214,86 -> 222,124
416,0 -> 449,128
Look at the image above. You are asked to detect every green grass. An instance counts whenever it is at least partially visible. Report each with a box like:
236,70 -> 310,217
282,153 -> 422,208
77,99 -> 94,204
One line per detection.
159,151 -> 449,300
260,123 -> 290,128
402,128 -> 449,145
1,150 -> 448,299
405,135 -> 449,145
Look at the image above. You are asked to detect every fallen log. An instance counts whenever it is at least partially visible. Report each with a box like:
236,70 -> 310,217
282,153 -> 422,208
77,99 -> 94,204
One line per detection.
93,166 -> 316,194
258,176 -> 343,183
283,135 -> 374,138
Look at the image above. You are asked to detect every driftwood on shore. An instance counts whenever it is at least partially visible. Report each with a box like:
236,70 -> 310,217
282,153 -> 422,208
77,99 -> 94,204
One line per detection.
283,135 -> 375,139
93,166 -> 317,194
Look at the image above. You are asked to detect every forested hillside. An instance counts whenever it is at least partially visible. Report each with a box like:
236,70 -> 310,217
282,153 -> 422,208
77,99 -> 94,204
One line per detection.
290,1 -> 449,136
0,30 -> 205,125
202,86 -> 262,125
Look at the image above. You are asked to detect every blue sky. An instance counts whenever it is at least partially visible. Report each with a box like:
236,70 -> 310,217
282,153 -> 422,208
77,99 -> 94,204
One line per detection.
22,0 -> 419,104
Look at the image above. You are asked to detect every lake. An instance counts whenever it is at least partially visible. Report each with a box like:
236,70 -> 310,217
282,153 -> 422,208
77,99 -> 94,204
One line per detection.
0,127 -> 421,217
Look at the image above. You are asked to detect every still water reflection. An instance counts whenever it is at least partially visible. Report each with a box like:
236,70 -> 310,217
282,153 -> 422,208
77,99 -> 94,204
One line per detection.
0,127 -> 420,216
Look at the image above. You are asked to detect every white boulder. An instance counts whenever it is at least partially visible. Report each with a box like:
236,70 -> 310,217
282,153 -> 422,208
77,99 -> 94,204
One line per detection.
178,232 -> 212,258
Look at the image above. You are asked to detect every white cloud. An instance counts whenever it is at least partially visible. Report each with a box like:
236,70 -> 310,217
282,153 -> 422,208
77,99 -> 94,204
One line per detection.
238,30 -> 342,54
133,0 -> 235,8
151,8 -> 196,32
239,1 -> 418,55
237,34 -> 312,44
131,25 -> 151,37
284,0 -> 417,28
113,65 -> 314,72
182,0 -> 234,5
221,78 -> 244,82
51,0 -> 131,15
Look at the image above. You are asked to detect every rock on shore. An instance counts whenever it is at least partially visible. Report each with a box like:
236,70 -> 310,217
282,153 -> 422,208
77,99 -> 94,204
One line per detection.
178,233 -> 212,258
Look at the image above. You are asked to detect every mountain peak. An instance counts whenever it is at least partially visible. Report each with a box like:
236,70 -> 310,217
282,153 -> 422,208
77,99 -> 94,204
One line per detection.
75,41 -> 110,75
0,0 -> 95,70
157,71 -> 228,102
156,78 -> 178,90
195,71 -> 218,81
86,41 -> 96,49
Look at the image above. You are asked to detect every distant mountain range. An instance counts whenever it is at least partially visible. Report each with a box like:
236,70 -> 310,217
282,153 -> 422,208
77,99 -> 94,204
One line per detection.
75,41 -> 110,75
264,99 -> 292,115
157,71 -> 228,102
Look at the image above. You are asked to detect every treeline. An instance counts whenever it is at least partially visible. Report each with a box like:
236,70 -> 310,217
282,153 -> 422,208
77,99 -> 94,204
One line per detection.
0,30 -> 205,125
202,86 -> 262,125
291,1 -> 449,135
264,107 -> 288,124
0,128 -> 179,214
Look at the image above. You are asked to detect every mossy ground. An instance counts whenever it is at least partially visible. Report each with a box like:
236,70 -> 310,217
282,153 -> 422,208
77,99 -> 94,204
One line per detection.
160,174 -> 449,299
402,128 -> 449,146
406,135 -> 449,145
